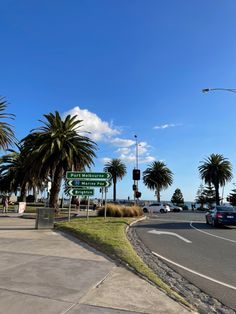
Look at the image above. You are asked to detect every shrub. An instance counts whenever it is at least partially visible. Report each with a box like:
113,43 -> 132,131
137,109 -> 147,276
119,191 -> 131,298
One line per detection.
97,203 -> 142,217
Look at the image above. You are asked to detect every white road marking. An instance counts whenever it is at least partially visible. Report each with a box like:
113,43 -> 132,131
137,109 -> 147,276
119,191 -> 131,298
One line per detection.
152,251 -> 236,291
147,217 -> 203,223
148,230 -> 192,243
190,222 -> 236,243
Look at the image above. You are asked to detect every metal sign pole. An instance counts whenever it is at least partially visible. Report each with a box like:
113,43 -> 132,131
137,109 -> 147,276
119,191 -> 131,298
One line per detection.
101,187 -> 104,206
68,196 -> 72,222
104,188 -> 107,219
68,165 -> 74,222
87,197 -> 90,220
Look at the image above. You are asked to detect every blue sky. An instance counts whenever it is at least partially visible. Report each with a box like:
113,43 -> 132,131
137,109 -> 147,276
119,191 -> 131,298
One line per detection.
1,0 -> 236,201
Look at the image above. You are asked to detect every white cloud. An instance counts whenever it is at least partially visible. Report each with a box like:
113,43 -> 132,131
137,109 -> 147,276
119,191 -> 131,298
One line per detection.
63,106 -> 120,141
63,106 -> 156,166
116,147 -> 131,155
154,123 -> 182,130
100,157 -> 112,164
118,153 -> 155,164
115,141 -> 155,164
108,137 -> 135,147
140,155 -> 156,163
138,142 -> 150,155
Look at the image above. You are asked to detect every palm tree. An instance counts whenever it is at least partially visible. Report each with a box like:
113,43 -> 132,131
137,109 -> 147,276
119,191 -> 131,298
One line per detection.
143,161 -> 173,201
104,158 -> 127,201
0,98 -> 15,150
0,144 -> 38,201
21,111 -> 97,209
198,153 -> 233,205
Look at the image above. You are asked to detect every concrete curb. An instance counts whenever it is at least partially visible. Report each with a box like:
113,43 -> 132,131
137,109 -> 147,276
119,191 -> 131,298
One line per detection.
125,216 -> 196,313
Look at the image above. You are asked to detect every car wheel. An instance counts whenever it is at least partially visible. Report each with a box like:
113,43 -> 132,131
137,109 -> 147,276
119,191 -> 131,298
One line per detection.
143,208 -> 148,213
160,209 -> 164,213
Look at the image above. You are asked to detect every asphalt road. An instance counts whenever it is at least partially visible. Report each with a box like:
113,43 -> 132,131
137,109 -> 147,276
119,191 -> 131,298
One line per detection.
135,211 -> 236,311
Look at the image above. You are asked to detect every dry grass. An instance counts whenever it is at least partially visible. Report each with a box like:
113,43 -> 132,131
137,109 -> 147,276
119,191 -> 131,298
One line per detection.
97,203 -> 143,217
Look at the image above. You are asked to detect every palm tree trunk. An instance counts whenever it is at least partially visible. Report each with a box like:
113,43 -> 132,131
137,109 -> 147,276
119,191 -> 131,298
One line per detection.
49,165 -> 63,209
20,182 -> 27,202
215,183 -> 220,205
33,186 -> 38,202
156,185 -> 160,202
113,178 -> 117,202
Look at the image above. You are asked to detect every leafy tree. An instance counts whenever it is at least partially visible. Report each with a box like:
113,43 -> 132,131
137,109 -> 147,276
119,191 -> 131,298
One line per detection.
227,188 -> 236,206
171,188 -> 184,205
143,161 -> 173,202
195,184 -> 216,209
104,158 -> 127,201
195,184 -> 206,209
202,185 -> 216,208
21,112 -> 97,209
0,98 -> 15,150
198,154 -> 233,205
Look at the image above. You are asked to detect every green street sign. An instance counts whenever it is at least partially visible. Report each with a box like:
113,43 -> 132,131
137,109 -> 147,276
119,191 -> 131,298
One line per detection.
67,188 -> 94,196
66,171 -> 112,180
67,179 -> 111,188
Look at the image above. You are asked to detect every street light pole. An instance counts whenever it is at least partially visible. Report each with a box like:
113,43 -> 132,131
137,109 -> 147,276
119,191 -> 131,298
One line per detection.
134,135 -> 138,171
134,135 -> 138,203
202,86 -> 236,205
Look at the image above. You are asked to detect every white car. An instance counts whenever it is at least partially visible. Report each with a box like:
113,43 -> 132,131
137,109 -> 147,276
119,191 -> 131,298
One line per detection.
166,203 -> 183,212
142,203 -> 170,214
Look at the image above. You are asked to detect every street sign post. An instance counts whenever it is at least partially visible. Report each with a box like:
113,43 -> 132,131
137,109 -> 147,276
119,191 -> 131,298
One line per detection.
66,180 -> 111,188
66,172 -> 111,180
67,188 -> 94,196
65,171 -> 112,220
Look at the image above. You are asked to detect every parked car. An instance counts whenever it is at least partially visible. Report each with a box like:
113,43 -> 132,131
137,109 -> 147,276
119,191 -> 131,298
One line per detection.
142,203 -> 170,214
205,206 -> 236,227
166,203 -> 183,212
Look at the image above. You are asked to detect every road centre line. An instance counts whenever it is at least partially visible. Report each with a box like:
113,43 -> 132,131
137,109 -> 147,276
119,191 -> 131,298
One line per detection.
190,222 -> 236,243
152,251 -> 236,291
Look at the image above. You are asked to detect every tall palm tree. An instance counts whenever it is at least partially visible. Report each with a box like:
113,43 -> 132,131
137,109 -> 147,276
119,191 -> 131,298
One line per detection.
0,98 -> 15,150
198,153 -> 233,205
104,158 -> 127,201
143,161 -> 173,201
21,111 -> 97,209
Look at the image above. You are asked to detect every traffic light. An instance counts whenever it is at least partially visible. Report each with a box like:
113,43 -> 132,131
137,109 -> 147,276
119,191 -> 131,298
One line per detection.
133,169 -> 140,180
135,191 -> 142,198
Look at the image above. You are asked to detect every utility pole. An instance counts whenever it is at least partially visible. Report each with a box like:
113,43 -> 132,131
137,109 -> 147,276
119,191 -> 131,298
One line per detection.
133,135 -> 141,203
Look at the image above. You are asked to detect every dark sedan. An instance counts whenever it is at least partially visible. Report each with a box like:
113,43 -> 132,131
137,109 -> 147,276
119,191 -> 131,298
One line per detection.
206,206 -> 236,227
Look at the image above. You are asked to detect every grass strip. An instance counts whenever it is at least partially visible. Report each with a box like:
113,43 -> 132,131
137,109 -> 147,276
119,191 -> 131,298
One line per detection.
55,217 -> 194,310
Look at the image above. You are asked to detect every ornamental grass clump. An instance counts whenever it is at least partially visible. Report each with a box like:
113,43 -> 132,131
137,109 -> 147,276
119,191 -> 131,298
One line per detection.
97,203 -> 142,217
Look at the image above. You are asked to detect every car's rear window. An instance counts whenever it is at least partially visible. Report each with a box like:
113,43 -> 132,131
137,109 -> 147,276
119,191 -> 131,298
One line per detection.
216,206 -> 236,212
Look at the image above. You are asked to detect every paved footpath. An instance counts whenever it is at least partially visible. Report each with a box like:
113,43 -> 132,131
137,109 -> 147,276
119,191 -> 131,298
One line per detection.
0,216 -> 191,314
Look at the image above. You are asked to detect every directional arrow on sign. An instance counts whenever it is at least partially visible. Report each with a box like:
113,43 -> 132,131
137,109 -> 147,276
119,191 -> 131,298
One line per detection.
66,179 -> 111,188
148,230 -> 192,243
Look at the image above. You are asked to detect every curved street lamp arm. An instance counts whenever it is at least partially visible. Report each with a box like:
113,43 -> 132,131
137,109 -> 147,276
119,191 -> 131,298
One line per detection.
202,88 -> 236,94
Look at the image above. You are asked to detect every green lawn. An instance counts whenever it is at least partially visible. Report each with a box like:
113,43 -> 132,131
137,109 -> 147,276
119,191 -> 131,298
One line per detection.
56,217 -> 193,310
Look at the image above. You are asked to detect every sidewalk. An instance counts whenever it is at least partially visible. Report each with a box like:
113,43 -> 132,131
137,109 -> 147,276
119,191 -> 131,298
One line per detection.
0,216 -> 191,314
